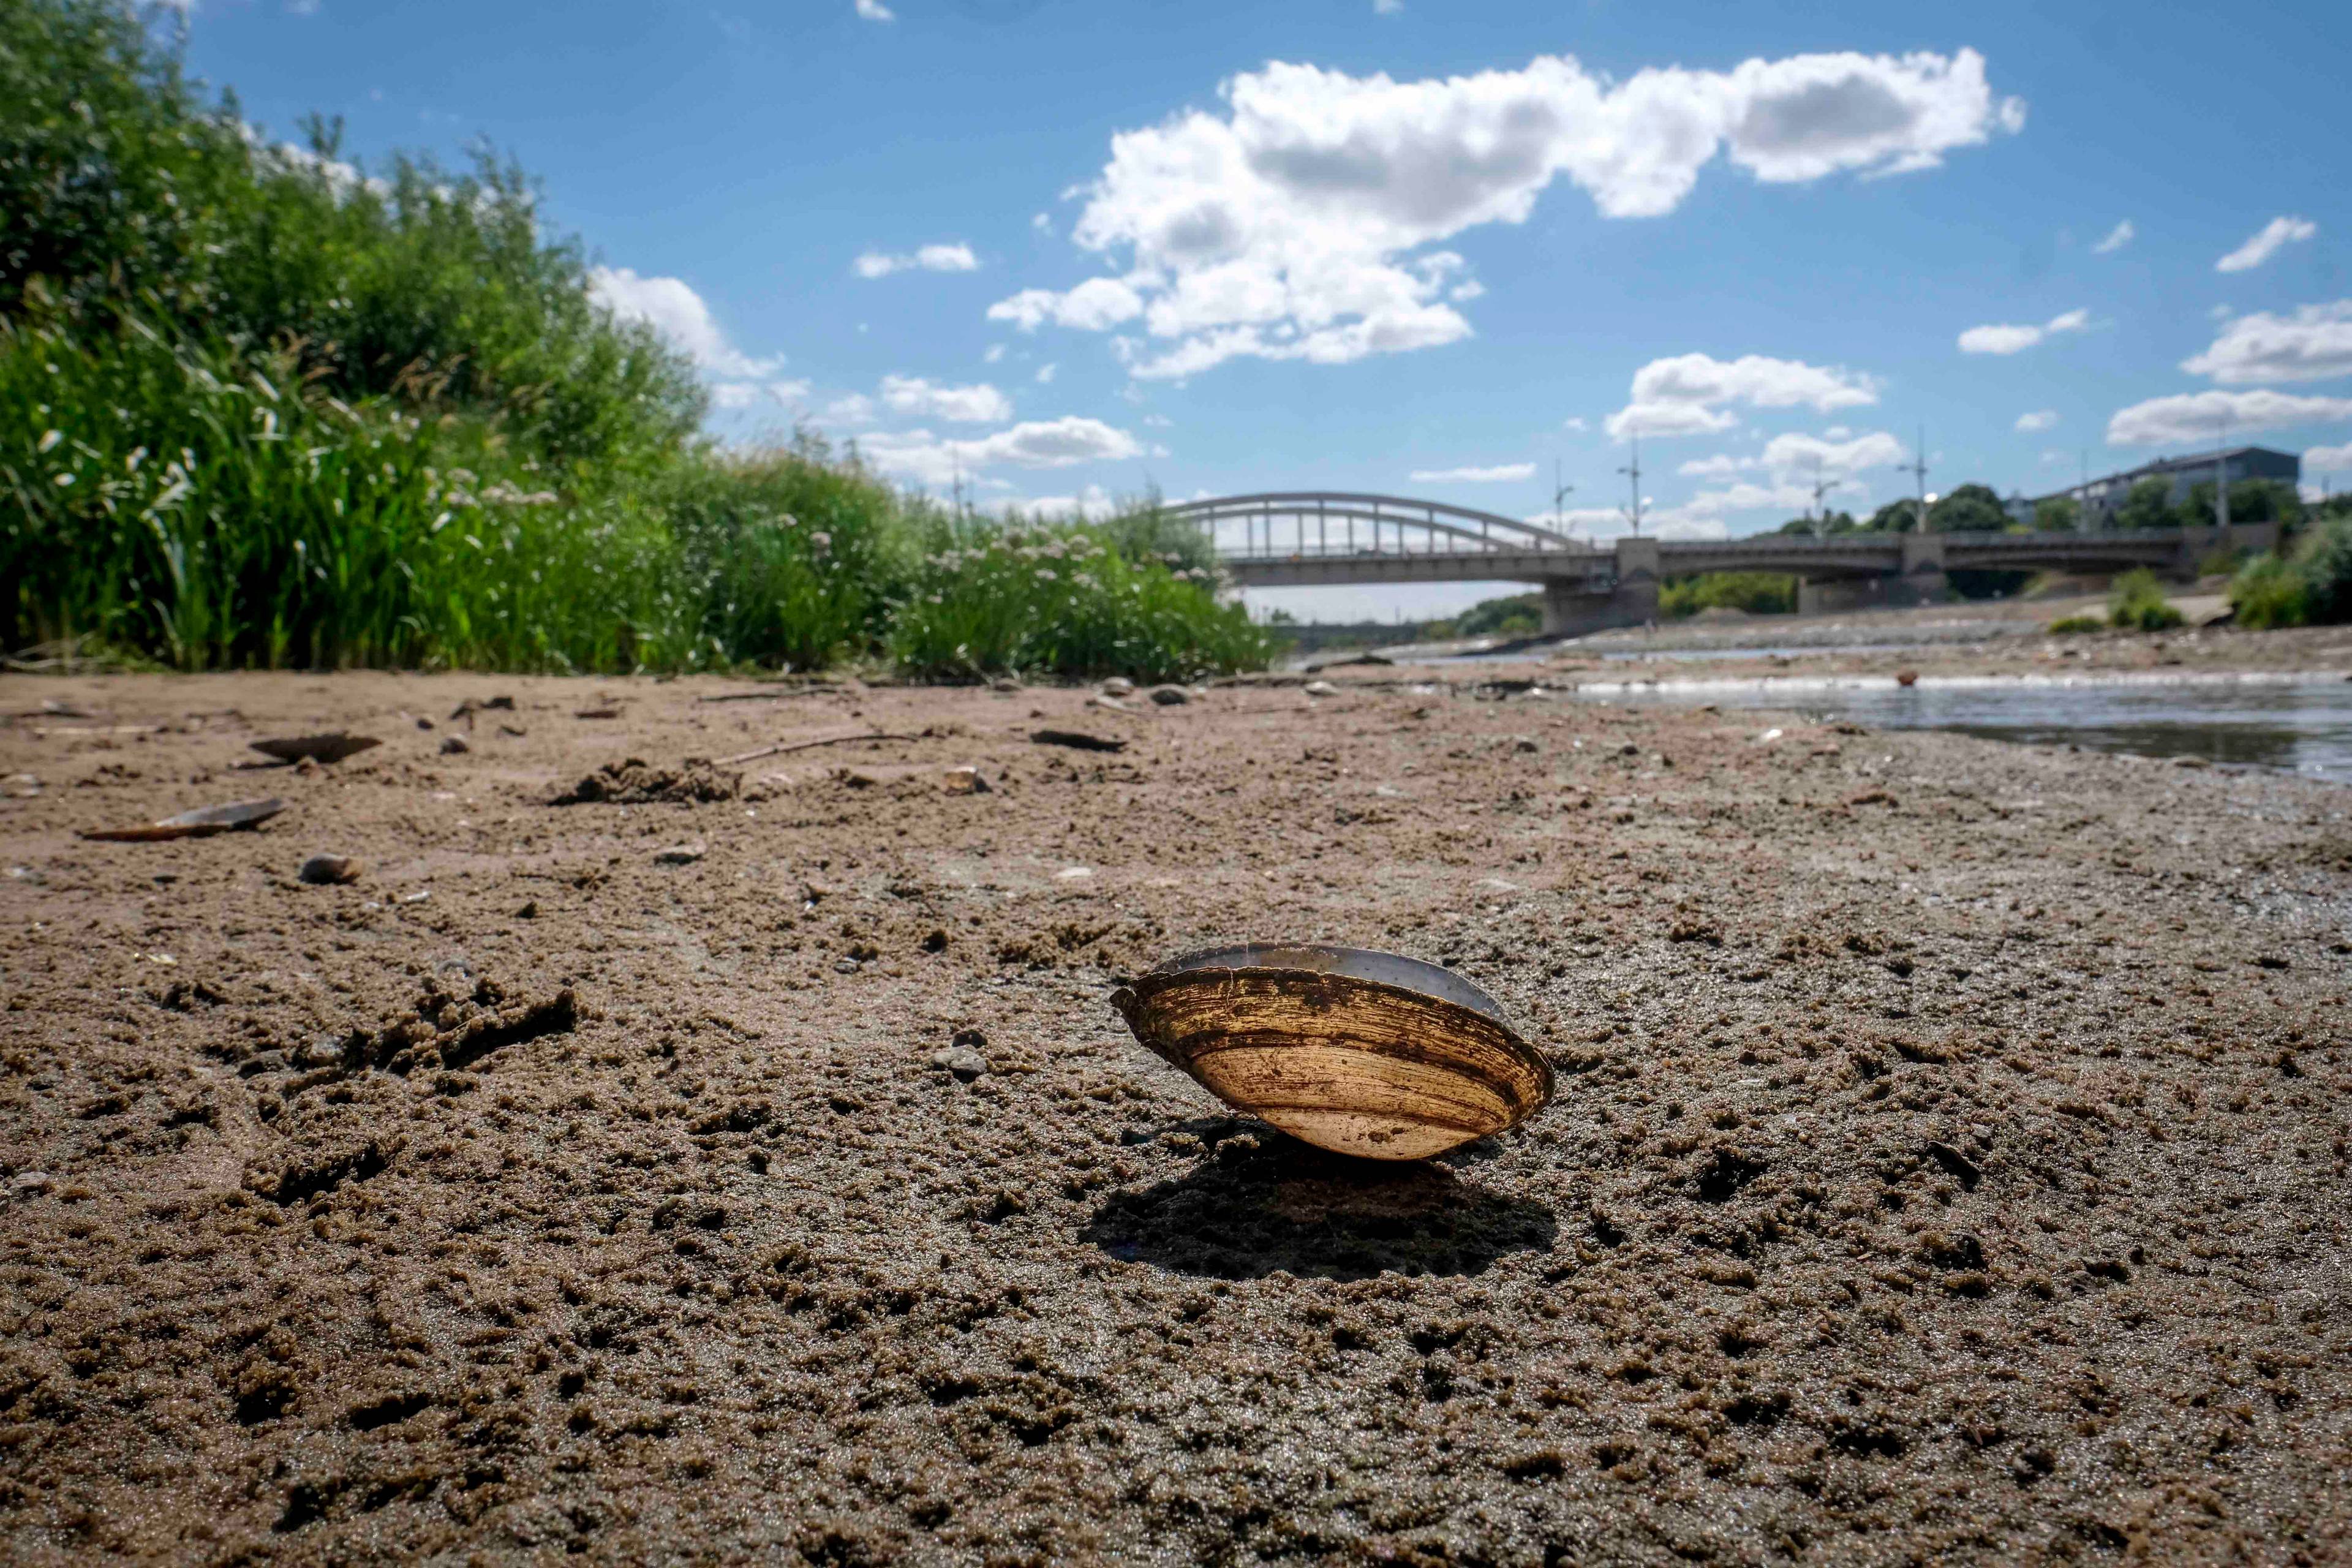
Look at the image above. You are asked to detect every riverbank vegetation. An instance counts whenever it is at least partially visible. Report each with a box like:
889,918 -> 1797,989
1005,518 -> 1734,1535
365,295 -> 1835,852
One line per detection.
1,0 -> 1266,680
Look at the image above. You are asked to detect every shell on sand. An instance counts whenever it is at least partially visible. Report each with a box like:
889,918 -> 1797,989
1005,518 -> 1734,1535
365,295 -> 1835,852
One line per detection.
1112,944 -> 1553,1161
251,734 -> 381,764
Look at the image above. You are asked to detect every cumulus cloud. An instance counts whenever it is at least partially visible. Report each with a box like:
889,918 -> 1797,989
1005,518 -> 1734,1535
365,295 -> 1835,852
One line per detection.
878,374 -> 1013,423
1757,429 -> 1906,477
988,277 -> 1146,332
587,266 -> 783,380
854,0 -> 893,20
1606,352 -> 1877,439
998,484 -> 1117,519
2215,216 -> 2315,274
2304,442 -> 2352,473
2181,301 -> 2352,385
1409,462 -> 1536,483
994,48 -> 2021,379
1956,307 -> 2088,355
1677,454 -> 1752,478
854,243 -> 979,279
2015,409 -> 2059,432
858,417 -> 1147,487
2105,388 -> 2352,446
1035,363 -> 1058,383
2092,219 -> 2134,254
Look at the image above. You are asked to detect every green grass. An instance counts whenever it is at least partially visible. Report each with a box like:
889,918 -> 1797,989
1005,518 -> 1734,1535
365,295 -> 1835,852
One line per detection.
2046,615 -> 2104,635
2106,569 -> 2185,632
889,515 -> 1273,682
1,0 -> 1274,682
1659,571 -> 1797,619
2227,515 -> 2352,631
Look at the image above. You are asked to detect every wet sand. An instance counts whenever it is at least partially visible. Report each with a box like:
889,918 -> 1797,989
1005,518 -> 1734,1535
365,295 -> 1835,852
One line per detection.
1,664 -> 2347,1564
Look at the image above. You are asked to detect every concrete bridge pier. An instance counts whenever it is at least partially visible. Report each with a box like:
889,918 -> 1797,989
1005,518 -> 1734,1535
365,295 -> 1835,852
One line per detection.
1795,535 -> 1948,614
1540,538 -> 1659,636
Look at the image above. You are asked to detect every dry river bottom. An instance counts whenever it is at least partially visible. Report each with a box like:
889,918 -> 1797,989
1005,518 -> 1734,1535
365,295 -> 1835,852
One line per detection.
0,666 -> 2346,1566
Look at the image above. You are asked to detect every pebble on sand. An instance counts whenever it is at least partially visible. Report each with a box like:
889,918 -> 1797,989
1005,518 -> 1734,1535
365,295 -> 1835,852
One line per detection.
297,854 -> 363,886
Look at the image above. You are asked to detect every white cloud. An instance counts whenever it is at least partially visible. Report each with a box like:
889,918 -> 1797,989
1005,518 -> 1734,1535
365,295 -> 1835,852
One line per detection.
989,277 -> 1146,332
711,379 -> 811,409
995,48 -> 2021,380
587,266 -> 782,380
1956,306 -> 2089,355
1677,453 -> 1752,478
2180,301 -> 2352,385
1757,429 -> 1905,477
1374,0 -> 1404,12
1606,352 -> 1877,439
1031,213 -> 1052,234
2092,219 -> 2134,254
2015,409 -> 2059,432
2105,388 -> 2352,447
859,417 -> 1147,486
982,344 -> 1006,364
2302,442 -> 2352,473
1562,416 -> 1588,432
1035,363 -> 1058,384
878,374 -> 1013,423
854,0 -> 893,20
1000,484 -> 1117,518
854,243 -> 979,279
824,393 -> 880,426
2215,216 -> 2315,274
1408,462 -> 1536,483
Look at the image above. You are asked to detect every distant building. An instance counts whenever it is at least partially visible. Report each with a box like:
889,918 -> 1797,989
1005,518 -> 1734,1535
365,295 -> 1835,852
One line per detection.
2032,446 -> 2301,525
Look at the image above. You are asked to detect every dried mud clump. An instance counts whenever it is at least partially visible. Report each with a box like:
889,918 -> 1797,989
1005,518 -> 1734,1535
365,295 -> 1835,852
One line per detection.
550,756 -> 739,805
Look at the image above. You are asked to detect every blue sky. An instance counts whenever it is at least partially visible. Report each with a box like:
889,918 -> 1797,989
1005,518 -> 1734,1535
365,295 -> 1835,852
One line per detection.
181,0 -> 2351,619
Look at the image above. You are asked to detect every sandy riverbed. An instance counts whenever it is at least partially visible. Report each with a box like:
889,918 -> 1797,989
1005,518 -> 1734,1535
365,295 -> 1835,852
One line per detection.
1,662 -> 2346,1564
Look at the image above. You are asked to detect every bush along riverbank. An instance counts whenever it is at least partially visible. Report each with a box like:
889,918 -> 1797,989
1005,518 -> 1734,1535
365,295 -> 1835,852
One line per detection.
0,0 -> 1268,682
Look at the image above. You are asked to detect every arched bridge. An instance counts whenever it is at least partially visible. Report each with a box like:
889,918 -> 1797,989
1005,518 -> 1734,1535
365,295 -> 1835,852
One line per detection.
1167,491 -> 2278,636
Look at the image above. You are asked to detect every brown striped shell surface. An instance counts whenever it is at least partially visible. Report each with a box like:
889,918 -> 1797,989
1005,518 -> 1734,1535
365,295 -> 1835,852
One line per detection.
1112,944 -> 1553,1161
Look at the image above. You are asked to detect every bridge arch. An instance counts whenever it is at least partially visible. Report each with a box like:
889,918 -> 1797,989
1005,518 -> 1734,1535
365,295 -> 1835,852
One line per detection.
1165,491 -> 1585,560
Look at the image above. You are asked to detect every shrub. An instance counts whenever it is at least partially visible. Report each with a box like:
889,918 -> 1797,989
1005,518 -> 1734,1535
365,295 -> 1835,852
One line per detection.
2106,569 -> 2184,631
2228,554 -> 2309,630
2225,517 -> 2352,631
1659,571 -> 1796,618
2046,615 -> 2104,635
890,518 -> 1271,682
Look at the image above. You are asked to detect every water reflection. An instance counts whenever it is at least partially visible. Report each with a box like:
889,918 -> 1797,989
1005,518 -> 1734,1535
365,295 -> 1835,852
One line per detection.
1585,674 -> 2352,780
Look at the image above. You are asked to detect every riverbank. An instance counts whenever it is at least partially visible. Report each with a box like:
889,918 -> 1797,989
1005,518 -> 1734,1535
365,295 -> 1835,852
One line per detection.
2,671 -> 2346,1562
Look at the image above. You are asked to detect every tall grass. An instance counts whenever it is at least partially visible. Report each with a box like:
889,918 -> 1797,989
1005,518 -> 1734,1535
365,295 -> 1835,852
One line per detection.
1,0 -> 1273,681
891,516 -> 1272,682
1659,571 -> 1797,618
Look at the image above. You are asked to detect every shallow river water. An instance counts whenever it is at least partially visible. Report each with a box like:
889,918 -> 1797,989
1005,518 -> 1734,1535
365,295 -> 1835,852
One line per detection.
1564,671 -> 2352,781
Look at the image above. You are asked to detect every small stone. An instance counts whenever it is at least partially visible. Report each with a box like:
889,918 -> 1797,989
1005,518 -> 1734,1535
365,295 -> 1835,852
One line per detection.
834,957 -> 862,974
415,715 -> 435,731
439,735 -> 470,755
653,844 -> 706,865
295,756 -> 322,777
1101,677 -> 1136,697
1,774 -> 39,798
1090,694 -> 1129,712
2173,755 -> 2211,769
942,766 -> 991,794
10,1171 -> 55,1196
991,677 -> 1022,693
1895,669 -> 1920,687
1148,685 -> 1189,706
516,900 -> 538,919
1511,736 -> 1539,754
298,854 -> 363,886
932,1046 -> 989,1080
1618,742 -> 1640,756
1303,680 -> 1338,697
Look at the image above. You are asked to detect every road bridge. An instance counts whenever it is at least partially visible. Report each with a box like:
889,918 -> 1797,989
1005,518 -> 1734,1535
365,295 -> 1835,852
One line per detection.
1164,493 -> 2278,636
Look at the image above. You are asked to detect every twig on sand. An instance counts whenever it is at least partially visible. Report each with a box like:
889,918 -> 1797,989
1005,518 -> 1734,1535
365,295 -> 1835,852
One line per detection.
720,731 -> 928,766
696,687 -> 841,704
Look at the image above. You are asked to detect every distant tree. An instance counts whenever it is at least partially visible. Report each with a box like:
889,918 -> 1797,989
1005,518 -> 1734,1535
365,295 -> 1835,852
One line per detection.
2178,477 -> 2303,528
2115,477 -> 2177,530
1452,592 -> 1544,638
1924,483 -> 2010,533
1865,499 -> 1920,532
2034,495 -> 2081,531
1775,510 -> 1857,535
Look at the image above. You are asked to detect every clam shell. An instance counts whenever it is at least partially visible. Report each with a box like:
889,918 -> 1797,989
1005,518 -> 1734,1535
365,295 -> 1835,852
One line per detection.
1113,944 -> 1553,1161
